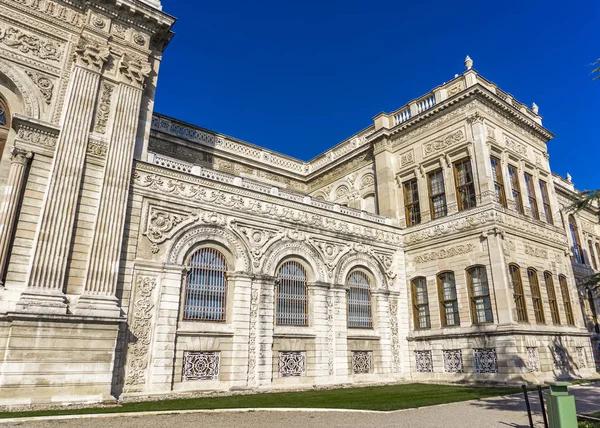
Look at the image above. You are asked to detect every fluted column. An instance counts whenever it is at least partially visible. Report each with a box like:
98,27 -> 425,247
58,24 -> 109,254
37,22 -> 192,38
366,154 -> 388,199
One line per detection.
0,148 -> 32,285
18,39 -> 109,314
75,55 -> 150,317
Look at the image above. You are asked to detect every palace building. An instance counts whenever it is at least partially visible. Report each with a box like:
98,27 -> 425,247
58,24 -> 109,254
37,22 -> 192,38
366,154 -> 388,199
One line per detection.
0,0 -> 598,406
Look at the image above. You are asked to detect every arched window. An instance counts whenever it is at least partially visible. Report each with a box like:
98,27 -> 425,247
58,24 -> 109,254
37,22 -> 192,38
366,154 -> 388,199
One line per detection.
467,266 -> 493,324
276,260 -> 308,326
568,215 -> 584,264
588,240 -> 598,270
528,268 -> 545,323
411,277 -> 430,329
0,98 -> 10,162
347,270 -> 372,328
183,247 -> 228,321
437,272 -> 459,327
559,275 -> 575,325
509,264 -> 527,322
544,272 -> 561,325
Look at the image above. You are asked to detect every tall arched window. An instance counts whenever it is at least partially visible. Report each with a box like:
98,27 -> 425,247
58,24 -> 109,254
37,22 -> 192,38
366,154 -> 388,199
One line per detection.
0,98 -> 10,162
509,264 -> 527,322
544,272 -> 561,325
528,268 -> 545,323
569,215 -> 584,264
437,272 -> 459,327
588,240 -> 598,270
467,266 -> 493,324
276,261 -> 308,326
586,288 -> 599,334
184,247 -> 228,321
411,277 -> 430,329
559,275 -> 575,325
347,270 -> 372,328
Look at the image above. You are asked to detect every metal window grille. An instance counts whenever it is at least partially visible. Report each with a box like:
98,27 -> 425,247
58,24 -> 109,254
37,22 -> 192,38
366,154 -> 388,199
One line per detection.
468,267 -> 493,324
182,351 -> 220,381
278,351 -> 306,377
544,272 -> 561,325
351,351 -> 373,374
526,347 -> 540,372
473,348 -> 498,373
524,173 -> 539,220
454,158 -> 477,211
490,157 -> 507,208
276,261 -> 308,326
551,346 -> 567,370
539,180 -> 553,224
438,272 -> 460,327
428,169 -> 447,219
443,349 -> 463,373
404,179 -> 421,226
508,165 -> 524,214
559,276 -> 575,325
415,350 -> 433,372
183,248 -> 227,321
509,264 -> 528,322
528,268 -> 545,323
576,347 -> 587,369
412,277 -> 430,329
347,271 -> 373,328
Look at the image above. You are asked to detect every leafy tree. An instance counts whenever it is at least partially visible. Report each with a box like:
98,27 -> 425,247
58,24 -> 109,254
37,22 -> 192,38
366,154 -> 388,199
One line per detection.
568,190 -> 600,291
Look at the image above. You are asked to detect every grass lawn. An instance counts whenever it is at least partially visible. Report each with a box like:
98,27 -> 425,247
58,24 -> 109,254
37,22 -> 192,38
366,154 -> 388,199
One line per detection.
579,412 -> 600,428
0,383 -> 523,419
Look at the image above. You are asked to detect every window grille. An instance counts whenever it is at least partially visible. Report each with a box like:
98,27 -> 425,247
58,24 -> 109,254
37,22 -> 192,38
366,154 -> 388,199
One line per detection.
528,268 -> 545,323
544,272 -> 561,325
347,271 -> 373,328
183,248 -> 227,321
411,277 -> 430,329
526,347 -> 540,372
576,347 -> 587,368
508,165 -> 524,214
539,180 -> 553,224
415,350 -> 433,372
559,275 -> 575,325
473,348 -> 498,373
490,157 -> 507,208
454,158 -> 477,211
443,349 -> 463,373
403,178 -> 421,226
427,169 -> 447,219
437,272 -> 460,327
524,173 -> 539,219
351,351 -> 373,374
278,351 -> 306,377
276,261 -> 308,326
568,215 -> 584,264
509,264 -> 528,322
551,346 -> 567,369
467,266 -> 494,324
182,351 -> 220,381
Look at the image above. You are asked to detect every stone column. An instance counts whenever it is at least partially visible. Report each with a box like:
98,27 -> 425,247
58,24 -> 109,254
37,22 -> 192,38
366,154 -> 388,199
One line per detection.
255,275 -> 275,386
373,138 -> 400,219
331,286 -> 348,380
75,55 -> 150,317
310,281 -> 329,383
373,290 -> 393,374
0,148 -> 32,284
18,39 -> 109,314
484,229 -> 515,325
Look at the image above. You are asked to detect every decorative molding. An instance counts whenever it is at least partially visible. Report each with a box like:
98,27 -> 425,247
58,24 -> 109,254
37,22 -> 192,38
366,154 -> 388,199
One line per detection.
413,243 -> 474,264
423,130 -> 465,157
93,82 -> 114,134
405,210 -> 495,246
5,0 -> 82,26
0,23 -> 64,62
87,137 -> 107,158
466,111 -> 484,125
143,205 -> 199,245
400,149 -> 415,167
390,299 -> 400,372
524,243 -> 548,259
118,54 -> 151,88
232,222 -> 282,269
24,69 -> 53,104
75,38 -> 110,72
15,122 -> 58,148
503,135 -> 527,157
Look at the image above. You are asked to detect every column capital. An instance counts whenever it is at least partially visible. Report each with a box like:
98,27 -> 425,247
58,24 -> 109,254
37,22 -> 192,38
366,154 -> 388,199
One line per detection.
10,147 -> 33,165
75,37 -> 110,73
118,54 -> 151,88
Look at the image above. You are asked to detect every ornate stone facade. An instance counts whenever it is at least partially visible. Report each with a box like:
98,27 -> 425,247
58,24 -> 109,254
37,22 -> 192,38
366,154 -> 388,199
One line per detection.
0,0 -> 596,407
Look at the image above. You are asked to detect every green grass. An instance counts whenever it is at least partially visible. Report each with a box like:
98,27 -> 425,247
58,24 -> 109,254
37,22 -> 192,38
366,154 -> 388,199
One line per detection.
0,383 -> 523,419
579,412 -> 600,428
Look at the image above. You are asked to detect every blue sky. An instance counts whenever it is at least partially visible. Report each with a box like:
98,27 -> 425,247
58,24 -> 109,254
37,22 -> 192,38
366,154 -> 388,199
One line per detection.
155,0 -> 600,190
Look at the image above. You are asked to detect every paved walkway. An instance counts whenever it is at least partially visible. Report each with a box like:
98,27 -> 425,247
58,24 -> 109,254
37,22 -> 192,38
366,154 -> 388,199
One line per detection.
3,383 -> 599,428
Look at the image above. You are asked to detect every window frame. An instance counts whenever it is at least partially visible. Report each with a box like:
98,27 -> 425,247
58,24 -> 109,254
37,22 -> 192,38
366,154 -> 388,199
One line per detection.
427,169 -> 447,220
544,271 -> 561,325
276,260 -> 309,327
466,266 -> 494,324
588,240 -> 598,270
507,164 -> 524,214
437,271 -> 460,327
403,178 -> 421,226
508,264 -> 528,322
411,277 -> 431,330
527,268 -> 545,323
559,275 -> 575,325
568,215 -> 584,264
539,180 -> 553,224
346,269 -> 373,329
490,156 -> 507,208
453,157 -> 477,212
524,173 -> 539,220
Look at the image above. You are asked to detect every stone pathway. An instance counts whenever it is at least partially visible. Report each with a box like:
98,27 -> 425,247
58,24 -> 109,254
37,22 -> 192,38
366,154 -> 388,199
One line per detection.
2,383 -> 599,428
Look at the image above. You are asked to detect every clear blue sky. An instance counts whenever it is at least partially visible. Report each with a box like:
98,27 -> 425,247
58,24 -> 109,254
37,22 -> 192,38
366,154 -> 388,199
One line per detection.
156,0 -> 599,190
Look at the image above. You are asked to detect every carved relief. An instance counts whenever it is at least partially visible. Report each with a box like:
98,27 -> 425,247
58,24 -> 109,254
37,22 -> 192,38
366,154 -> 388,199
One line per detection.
232,222 -> 282,269
447,82 -> 464,97
143,205 -> 199,246
400,150 -> 415,167
504,135 -> 527,157
247,287 -> 259,383
0,24 -> 63,62
119,54 -> 151,88
9,0 -> 81,26
93,82 -> 114,134
405,210 -> 495,245
413,244 -> 474,264
25,70 -> 53,104
112,22 -> 127,38
87,138 -> 107,158
125,276 -> 156,386
75,38 -> 110,72
503,240 -> 516,252
389,299 -> 400,372
360,173 -> 375,189
524,244 -> 549,259
16,124 -> 57,148
423,130 -> 465,156
326,294 -> 335,376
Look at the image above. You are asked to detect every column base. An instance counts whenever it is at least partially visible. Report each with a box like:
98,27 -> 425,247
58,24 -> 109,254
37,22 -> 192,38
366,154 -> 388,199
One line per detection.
72,294 -> 121,318
15,291 -> 68,315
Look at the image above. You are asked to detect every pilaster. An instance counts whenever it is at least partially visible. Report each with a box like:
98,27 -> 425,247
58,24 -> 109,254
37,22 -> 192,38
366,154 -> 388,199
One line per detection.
255,275 -> 275,386
373,137 -> 400,219
484,228 -> 515,325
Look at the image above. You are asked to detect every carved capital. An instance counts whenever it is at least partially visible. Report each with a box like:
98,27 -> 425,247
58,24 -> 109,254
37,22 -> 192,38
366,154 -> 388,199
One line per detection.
466,111 -> 484,125
118,54 -> 151,88
75,38 -> 110,72
10,147 -> 33,165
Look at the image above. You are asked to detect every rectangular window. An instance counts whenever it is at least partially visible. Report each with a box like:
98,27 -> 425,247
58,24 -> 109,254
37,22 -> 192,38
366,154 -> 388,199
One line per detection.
539,180 -> 553,224
438,272 -> 460,327
490,157 -> 507,208
528,269 -> 545,323
428,169 -> 447,219
524,173 -> 539,220
454,158 -> 477,211
508,165 -> 524,214
559,276 -> 575,325
509,264 -> 528,322
467,267 -> 494,324
544,272 -> 561,325
403,179 -> 421,226
412,278 -> 430,329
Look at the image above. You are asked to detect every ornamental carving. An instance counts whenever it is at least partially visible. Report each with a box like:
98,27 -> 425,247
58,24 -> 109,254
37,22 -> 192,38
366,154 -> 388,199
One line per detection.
415,350 -> 433,372
336,251 -> 387,290
247,287 -> 259,383
263,239 -> 326,281
360,173 -> 375,189
400,150 -> 415,166
405,210 -> 495,246
423,130 -> 465,156
581,221 -> 596,235
414,244 -> 474,264
576,347 -> 586,369
551,346 -> 568,369
504,135 -> 527,157
503,240 -> 516,252
524,244 -> 548,259
16,124 -> 57,148
232,222 -> 282,269
390,299 -> 400,372
91,15 -> 106,29
133,33 -> 146,46
75,38 -> 110,72
278,351 -> 306,377
447,82 -> 464,97
112,22 -> 126,38
182,351 -> 220,381
87,138 -> 107,157
143,205 -> 198,245
474,348 -> 498,373
10,0 -> 81,26
526,347 -> 540,372
119,54 -> 151,87
326,294 -> 335,376
0,24 -> 63,62
125,276 -> 156,386
25,70 -> 53,104
94,82 -> 114,134
313,239 -> 350,272
443,350 -> 463,373
9,147 -> 33,165
351,351 -> 372,374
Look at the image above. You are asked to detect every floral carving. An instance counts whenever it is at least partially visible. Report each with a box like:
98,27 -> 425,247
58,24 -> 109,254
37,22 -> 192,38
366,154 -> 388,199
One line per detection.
313,239 -> 350,272
133,33 -> 146,46
247,287 -> 260,383
75,38 -> 110,72
119,54 -> 151,88
25,70 -> 53,104
143,207 -> 197,245
524,244 -> 548,259
112,22 -> 127,38
414,244 -> 474,264
0,25 -> 63,62
91,15 -> 106,29
326,294 -> 335,375
360,174 -> 375,189
16,124 -> 57,148
423,130 -> 465,156
400,150 -> 415,166
125,276 -> 156,386
233,223 -> 281,269
504,135 -> 527,157
94,82 -> 114,134
87,138 -> 107,157
390,299 -> 400,372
